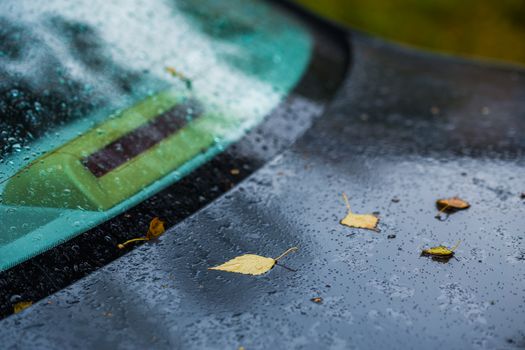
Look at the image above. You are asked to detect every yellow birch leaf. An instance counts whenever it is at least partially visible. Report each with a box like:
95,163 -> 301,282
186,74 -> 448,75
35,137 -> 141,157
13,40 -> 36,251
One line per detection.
13,301 -> 32,314
421,241 -> 461,258
209,247 -> 298,276
340,193 -> 379,231
118,217 -> 165,249
209,254 -> 275,275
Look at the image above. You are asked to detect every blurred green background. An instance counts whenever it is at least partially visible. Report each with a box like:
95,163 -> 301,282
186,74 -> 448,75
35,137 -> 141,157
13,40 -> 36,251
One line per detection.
296,0 -> 525,66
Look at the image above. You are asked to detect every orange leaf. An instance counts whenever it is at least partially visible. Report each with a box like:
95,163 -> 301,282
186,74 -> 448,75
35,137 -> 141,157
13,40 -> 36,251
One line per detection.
436,197 -> 470,211
145,217 -> 166,240
118,217 -> 165,249
435,197 -> 470,220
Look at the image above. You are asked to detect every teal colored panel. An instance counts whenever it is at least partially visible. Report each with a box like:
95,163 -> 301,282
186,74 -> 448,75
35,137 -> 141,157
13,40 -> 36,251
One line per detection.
0,0 -> 312,271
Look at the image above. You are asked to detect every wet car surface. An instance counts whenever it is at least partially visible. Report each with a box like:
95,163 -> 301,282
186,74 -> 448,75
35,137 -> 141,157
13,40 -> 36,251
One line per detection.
1,30 -> 524,349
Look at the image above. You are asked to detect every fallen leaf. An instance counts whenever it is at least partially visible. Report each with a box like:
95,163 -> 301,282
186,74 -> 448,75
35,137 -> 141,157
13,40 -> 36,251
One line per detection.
165,66 -> 185,78
145,217 -> 165,240
13,301 -> 32,314
209,247 -> 298,275
165,66 -> 192,89
436,197 -> 470,211
230,168 -> 240,175
340,193 -> 379,231
311,297 -> 323,303
435,197 -> 470,220
118,217 -> 165,249
421,241 -> 461,259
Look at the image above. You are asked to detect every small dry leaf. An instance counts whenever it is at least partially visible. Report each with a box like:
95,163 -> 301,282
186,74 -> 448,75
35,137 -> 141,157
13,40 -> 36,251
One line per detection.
165,66 -> 192,89
209,247 -> 298,275
435,197 -> 470,220
13,301 -> 32,314
118,217 -> 165,249
145,217 -> 166,240
340,193 -> 379,231
421,241 -> 461,258
436,197 -> 470,212
311,297 -> 323,303
165,66 -> 186,79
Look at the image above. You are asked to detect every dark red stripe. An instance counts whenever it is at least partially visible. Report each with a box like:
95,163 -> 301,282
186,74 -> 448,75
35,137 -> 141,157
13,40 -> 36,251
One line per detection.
83,99 -> 202,177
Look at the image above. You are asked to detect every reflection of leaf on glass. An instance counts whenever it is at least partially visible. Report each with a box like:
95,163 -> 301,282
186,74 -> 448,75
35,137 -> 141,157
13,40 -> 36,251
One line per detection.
209,247 -> 298,275
118,217 -> 165,249
340,193 -> 379,231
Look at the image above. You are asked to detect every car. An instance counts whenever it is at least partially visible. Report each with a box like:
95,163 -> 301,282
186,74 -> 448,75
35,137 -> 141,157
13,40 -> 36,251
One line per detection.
1,0 -> 524,349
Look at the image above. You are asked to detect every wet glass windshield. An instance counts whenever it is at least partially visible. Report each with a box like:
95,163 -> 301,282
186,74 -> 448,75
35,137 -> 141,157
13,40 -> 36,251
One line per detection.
0,0 -> 312,270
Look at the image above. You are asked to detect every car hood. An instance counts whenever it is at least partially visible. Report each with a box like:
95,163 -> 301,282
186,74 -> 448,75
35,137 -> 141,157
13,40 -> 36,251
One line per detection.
1,33 -> 525,349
